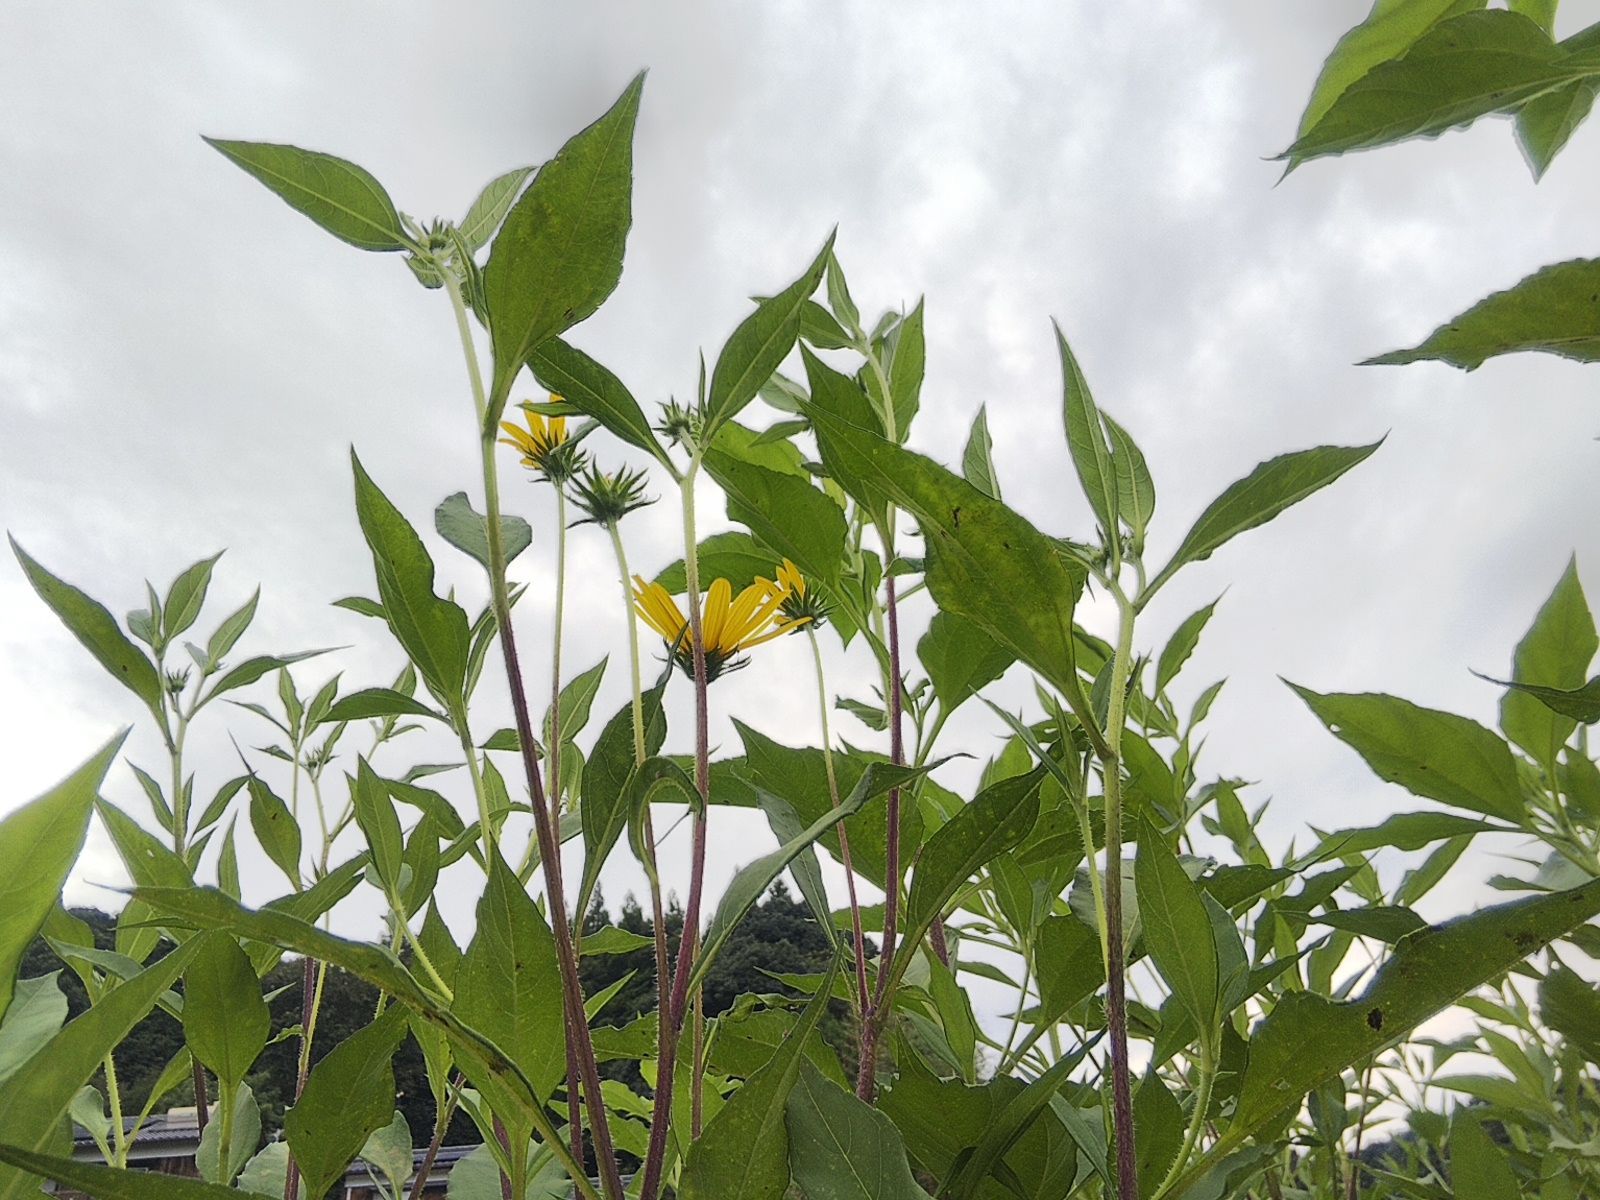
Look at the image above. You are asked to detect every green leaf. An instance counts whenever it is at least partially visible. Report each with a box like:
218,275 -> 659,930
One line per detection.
704,443 -> 848,588
901,770 -> 1044,972
351,451 -> 470,702
917,611 -> 1014,714
680,957 -> 838,1200
435,491 -> 533,569
887,298 -> 925,439
1056,324 -> 1118,538
197,648 -> 331,708
960,405 -> 1001,500
203,138 -> 406,251
1292,0 -> 1487,139
1501,555 -> 1596,760
1102,411 -> 1155,546
1146,441 -> 1382,598
162,552 -> 224,642
9,539 -> 162,717
459,166 -> 533,251
1311,905 -> 1428,943
0,734 -> 123,1019
284,1007 -> 407,1200
544,656 -> 608,747
1450,1109 -> 1519,1200
755,791 -> 838,951
1517,30 -> 1600,181
1289,684 -> 1525,823
1137,821 -> 1219,1045
454,850 -> 566,1103
195,1081 -> 260,1186
0,976 -> 66,1088
324,686 -> 443,723
182,932 -> 269,1091
245,775 -> 302,886
0,1144 -> 247,1199
1489,673 -> 1600,725
484,74 -> 643,411
785,1061 -> 933,1200
690,761 -> 935,996
656,531 -> 776,595
1540,967 -> 1600,1064
352,757 -> 404,893
1282,10 -> 1584,166
0,941 -> 199,1200
704,233 -> 835,437
527,337 -> 671,469
798,397 -> 1084,696
1303,811 -> 1505,865
1156,596 -> 1221,693
204,587 -> 259,666
1366,257 -> 1600,369
1190,877 -> 1600,1190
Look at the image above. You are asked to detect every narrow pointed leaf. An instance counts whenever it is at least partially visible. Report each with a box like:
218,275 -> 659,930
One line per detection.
203,138 -> 406,251
1056,324 -> 1118,537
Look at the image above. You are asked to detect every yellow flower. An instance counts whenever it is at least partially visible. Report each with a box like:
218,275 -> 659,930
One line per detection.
498,398 -> 570,475
776,558 -> 829,629
632,572 -> 809,681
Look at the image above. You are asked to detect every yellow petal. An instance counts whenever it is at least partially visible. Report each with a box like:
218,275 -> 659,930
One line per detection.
702,579 -> 733,653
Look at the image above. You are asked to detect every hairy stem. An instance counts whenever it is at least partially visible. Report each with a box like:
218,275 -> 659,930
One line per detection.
283,955 -> 327,1200
1102,582 -> 1138,1200
810,627 -> 870,1016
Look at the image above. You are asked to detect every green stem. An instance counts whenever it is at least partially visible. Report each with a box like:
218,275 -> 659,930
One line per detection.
217,1079 -> 236,1185
103,1053 -> 126,1167
1154,1045 -> 1216,1200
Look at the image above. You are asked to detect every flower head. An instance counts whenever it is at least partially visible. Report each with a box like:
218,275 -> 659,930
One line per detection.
775,559 -> 829,630
499,398 -> 584,482
569,463 -> 655,526
632,572 -> 809,682
656,397 -> 703,449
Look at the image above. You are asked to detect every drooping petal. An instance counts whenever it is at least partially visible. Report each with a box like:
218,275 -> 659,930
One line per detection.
702,578 -> 733,654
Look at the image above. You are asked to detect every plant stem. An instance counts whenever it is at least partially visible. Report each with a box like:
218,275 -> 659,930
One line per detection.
1101,581 -> 1139,1200
103,1052 -> 126,1168
1155,1044 -> 1216,1199
408,1076 -> 463,1200
284,955 -> 327,1200
810,627 -> 871,1017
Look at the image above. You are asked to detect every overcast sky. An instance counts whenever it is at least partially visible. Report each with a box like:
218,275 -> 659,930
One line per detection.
4,2 -> 1598,968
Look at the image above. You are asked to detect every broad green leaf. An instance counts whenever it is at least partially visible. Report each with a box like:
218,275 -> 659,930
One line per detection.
352,757 -> 404,893
1501,556 -> 1596,761
247,775 -> 302,886
0,1144 -> 246,1199
785,1061 -> 932,1200
527,337 -> 671,468
195,1081 -> 260,1186
1186,876 -> 1600,1192
704,444 -> 848,588
1146,443 -> 1381,598
324,686 -> 444,723
704,232 -> 834,436
197,648 -> 331,708
1056,323 -> 1118,538
182,932 -> 269,1090
1310,905 -> 1428,943
1156,596 -> 1220,692
887,298 -> 925,439
204,587 -> 259,666
1517,50 -> 1600,180
284,1007 -> 407,1200
0,975 -> 66,1088
357,1111 -> 414,1197
1293,0 -> 1487,137
802,299 -> 853,349
0,941 -> 199,1200
236,1142 -> 288,1199
1137,822 -> 1219,1046
0,735 -> 122,1019
1367,256 -> 1600,369
1540,967 -> 1600,1064
1303,811 -> 1505,865
690,761 -> 935,995
204,138 -> 406,251
960,405 -> 1001,500
435,491 -> 533,569
162,552 -> 223,642
454,851 -> 566,1103
943,1050 -> 1083,1200
1488,673 -> 1600,724
351,451 -> 470,702
918,611 -> 1014,715
459,166 -> 533,251
800,346 -> 893,532
1450,1110 -> 1519,1200
577,686 -> 666,916
9,540 -> 162,717
901,770 -> 1044,971
656,531 -> 775,595
543,655 -> 608,747
1282,10 -> 1584,166
799,398 -> 1084,696
1290,685 -> 1525,823
485,74 -> 643,411
755,791 -> 838,950
1033,913 -> 1105,1025
735,723 -> 922,890
1102,411 -> 1155,546
679,957 -> 838,1200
